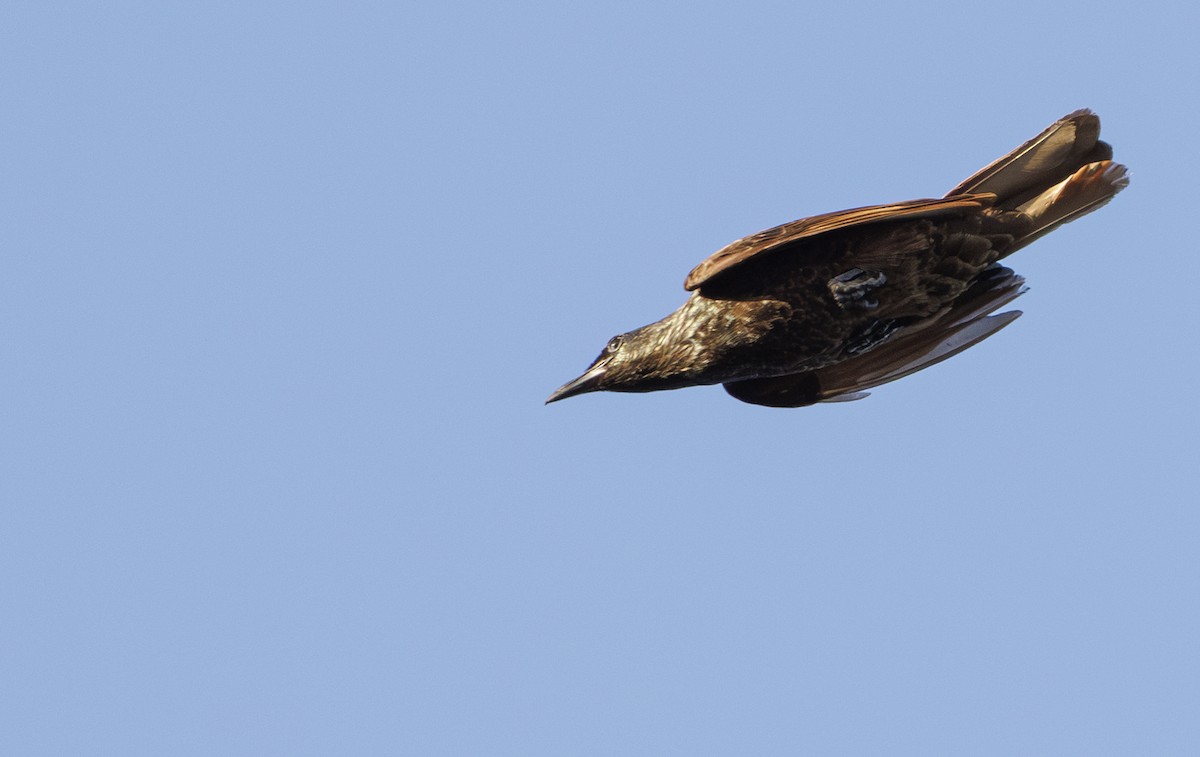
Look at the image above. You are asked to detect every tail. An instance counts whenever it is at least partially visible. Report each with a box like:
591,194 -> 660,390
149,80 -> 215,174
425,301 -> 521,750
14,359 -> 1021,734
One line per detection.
947,109 -> 1129,255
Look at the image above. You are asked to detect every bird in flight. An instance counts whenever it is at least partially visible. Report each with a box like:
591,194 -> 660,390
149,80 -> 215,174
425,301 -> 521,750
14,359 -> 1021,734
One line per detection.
547,109 -> 1127,407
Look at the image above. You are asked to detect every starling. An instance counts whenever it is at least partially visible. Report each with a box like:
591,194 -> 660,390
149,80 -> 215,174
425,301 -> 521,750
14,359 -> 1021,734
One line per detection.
547,109 -> 1127,407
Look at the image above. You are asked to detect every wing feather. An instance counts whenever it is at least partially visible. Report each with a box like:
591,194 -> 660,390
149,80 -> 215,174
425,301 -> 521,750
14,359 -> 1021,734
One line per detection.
684,194 -> 995,291
944,109 -> 1101,199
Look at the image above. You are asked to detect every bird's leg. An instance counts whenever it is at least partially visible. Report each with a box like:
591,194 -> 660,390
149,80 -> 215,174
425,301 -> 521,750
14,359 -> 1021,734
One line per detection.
829,268 -> 887,310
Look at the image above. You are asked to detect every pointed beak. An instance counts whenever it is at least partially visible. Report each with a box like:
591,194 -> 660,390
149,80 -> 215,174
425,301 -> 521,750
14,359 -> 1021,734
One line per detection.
545,364 -> 608,404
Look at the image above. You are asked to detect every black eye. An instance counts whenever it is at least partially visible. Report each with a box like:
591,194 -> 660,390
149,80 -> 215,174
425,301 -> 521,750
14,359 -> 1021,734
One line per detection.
606,336 -> 624,353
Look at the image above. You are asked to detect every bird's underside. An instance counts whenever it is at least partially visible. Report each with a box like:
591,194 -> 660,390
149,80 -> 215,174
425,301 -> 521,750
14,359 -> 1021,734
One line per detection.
547,110 -> 1128,407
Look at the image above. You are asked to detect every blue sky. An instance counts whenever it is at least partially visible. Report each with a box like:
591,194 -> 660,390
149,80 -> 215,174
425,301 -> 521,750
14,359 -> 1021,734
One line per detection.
2,2 -> 1198,755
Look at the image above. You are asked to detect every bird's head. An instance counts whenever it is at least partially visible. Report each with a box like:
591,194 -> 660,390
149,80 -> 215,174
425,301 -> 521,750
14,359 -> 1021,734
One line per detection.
546,295 -> 785,403
545,327 -> 683,403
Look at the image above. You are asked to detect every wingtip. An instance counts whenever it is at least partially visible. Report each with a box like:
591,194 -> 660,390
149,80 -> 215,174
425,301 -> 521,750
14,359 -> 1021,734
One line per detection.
1063,107 -> 1099,123
946,108 -> 1109,199
819,391 -> 870,403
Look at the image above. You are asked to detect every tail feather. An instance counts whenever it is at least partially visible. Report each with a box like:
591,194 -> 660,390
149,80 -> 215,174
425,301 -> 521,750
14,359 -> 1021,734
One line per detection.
1007,160 -> 1129,253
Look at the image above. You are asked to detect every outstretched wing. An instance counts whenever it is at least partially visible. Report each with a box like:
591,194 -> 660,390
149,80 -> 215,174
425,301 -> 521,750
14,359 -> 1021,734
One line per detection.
684,194 -> 995,291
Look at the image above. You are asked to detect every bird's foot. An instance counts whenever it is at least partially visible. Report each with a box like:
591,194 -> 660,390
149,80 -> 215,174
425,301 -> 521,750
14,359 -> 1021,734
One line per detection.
829,268 -> 887,310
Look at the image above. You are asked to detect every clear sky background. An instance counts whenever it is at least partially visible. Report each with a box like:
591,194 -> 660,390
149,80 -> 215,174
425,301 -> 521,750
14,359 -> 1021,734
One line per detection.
2,2 -> 1198,755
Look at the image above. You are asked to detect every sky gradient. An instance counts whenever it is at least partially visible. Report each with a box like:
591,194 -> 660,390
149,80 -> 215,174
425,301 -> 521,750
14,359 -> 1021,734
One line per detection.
2,2 -> 1198,755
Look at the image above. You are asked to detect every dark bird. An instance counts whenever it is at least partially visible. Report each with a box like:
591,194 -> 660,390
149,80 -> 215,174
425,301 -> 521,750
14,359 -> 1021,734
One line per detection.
547,109 -> 1128,407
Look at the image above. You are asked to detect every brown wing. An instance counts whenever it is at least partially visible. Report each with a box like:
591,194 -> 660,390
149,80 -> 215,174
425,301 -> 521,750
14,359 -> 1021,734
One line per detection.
683,194 -> 995,291
723,265 -> 1026,407
944,109 -> 1102,200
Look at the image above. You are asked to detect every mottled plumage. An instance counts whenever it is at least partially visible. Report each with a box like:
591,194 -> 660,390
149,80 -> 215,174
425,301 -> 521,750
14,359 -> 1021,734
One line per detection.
548,110 -> 1128,407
